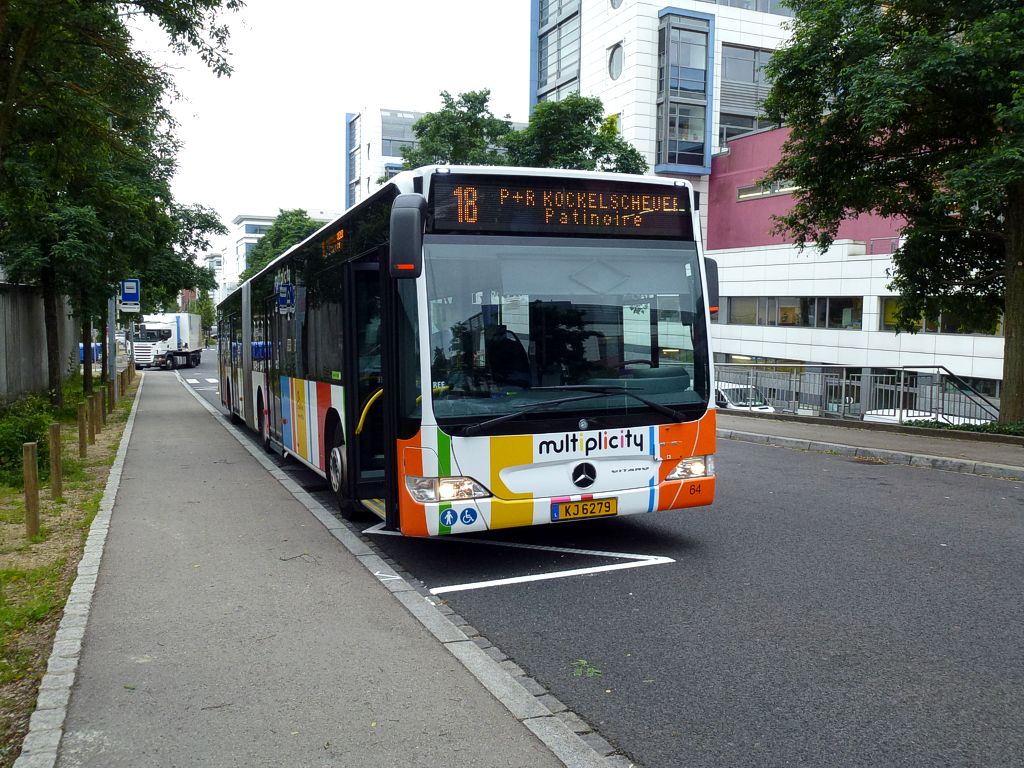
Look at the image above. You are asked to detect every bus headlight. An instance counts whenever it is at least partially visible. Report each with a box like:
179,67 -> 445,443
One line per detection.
405,476 -> 492,503
666,456 -> 714,480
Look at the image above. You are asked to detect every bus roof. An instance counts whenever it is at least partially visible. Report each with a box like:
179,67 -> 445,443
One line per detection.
219,166 -> 696,308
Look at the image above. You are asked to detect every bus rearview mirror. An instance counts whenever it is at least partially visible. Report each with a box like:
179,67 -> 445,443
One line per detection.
389,193 -> 427,278
705,258 -> 719,315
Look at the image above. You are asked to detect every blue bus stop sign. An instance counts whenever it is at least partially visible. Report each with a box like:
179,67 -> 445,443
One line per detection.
120,279 -> 141,303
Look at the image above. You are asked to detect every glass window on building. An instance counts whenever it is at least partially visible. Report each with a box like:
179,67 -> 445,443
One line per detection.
537,1 -> 580,100
801,298 -> 818,328
722,45 -> 756,83
719,113 -> 774,145
729,296 -> 757,325
696,0 -> 793,16
608,43 -> 623,80
826,297 -> 863,329
666,103 -> 705,166
657,14 -> 711,169
778,297 -> 800,326
882,297 -> 1002,335
668,28 -> 707,96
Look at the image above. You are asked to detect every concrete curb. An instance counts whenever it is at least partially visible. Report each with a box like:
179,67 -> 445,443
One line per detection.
719,428 -> 1024,481
15,375 -> 147,768
176,374 -> 626,768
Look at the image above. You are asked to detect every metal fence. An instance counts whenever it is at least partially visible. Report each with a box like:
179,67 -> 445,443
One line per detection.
715,363 -> 1000,425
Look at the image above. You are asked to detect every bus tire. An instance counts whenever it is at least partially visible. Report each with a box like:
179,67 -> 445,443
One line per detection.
328,426 -> 367,519
226,383 -> 240,424
257,392 -> 272,453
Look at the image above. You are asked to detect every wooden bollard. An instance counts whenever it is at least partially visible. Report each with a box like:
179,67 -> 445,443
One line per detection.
49,423 -> 62,501
100,386 -> 108,424
23,442 -> 40,538
87,396 -> 96,444
93,393 -> 102,434
78,403 -> 87,457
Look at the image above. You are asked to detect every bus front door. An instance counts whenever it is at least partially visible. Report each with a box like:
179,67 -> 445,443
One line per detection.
350,259 -> 387,505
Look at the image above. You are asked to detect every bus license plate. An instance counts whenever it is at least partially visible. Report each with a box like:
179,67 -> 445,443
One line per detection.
552,498 -> 617,522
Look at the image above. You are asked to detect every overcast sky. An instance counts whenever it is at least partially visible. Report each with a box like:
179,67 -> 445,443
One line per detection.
131,1 -> 532,255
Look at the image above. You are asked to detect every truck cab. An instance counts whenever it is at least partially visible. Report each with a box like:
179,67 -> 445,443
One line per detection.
133,313 -> 202,369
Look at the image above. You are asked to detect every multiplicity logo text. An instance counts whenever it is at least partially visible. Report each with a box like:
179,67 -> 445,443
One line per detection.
538,429 -> 645,457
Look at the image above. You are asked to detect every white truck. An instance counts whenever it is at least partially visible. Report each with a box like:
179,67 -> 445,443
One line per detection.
132,313 -> 203,369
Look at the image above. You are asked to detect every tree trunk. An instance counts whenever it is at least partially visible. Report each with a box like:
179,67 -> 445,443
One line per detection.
40,264 -> 63,407
81,306 -> 92,396
1002,183 -> 1024,424
100,319 -> 108,384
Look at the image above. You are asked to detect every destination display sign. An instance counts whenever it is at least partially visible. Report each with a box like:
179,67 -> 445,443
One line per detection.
429,174 -> 694,240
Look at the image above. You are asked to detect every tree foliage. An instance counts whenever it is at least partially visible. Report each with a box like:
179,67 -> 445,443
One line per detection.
762,0 -> 1024,422
239,209 -> 321,282
187,288 -> 217,336
400,90 -> 513,168
504,94 -> 647,174
0,0 -> 239,401
398,90 -> 647,175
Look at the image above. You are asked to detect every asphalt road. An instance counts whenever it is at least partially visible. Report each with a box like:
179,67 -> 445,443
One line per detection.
182,357 -> 1024,767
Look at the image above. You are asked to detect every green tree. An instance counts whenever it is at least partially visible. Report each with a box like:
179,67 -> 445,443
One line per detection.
504,94 -> 647,174
399,90 -> 513,168
762,0 -> 1024,423
0,0 -> 237,403
239,209 -> 321,281
187,287 -> 218,337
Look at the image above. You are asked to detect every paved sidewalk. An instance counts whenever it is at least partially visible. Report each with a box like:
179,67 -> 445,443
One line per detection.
718,412 -> 1024,480
50,374 -> 570,768
19,377 -> 1020,768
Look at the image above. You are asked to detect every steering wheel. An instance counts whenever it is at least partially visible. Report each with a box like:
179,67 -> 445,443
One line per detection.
622,359 -> 654,367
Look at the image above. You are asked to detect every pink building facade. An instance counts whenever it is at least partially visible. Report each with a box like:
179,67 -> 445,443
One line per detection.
704,127 -> 1004,395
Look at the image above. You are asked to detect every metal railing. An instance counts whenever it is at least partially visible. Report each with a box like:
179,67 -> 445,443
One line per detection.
715,364 -> 1000,425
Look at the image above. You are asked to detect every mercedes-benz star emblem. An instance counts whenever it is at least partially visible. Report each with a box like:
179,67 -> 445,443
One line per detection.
572,462 -> 597,489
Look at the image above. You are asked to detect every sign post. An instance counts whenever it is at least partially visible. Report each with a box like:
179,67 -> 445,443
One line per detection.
117,279 -> 141,387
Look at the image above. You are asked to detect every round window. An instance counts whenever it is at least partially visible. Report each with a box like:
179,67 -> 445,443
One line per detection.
608,44 -> 623,80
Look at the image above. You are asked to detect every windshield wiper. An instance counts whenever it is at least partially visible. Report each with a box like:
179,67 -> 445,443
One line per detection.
460,392 -> 614,437
534,385 -> 685,422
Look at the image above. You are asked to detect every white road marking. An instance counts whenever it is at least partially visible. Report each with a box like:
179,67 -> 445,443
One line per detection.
194,386 -> 217,392
186,378 -> 200,384
205,378 -> 218,383
362,521 -> 674,594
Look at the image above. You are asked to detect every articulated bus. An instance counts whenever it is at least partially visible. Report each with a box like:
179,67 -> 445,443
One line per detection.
218,166 -> 719,536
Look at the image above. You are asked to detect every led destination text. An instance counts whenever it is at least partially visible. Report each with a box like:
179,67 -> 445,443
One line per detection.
430,174 -> 693,239
496,187 -> 683,229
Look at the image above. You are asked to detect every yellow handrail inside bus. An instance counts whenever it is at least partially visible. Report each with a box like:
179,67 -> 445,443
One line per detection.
354,386 -> 451,436
355,388 -> 384,435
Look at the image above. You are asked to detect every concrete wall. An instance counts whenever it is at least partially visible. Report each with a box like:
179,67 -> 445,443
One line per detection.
0,283 -> 79,402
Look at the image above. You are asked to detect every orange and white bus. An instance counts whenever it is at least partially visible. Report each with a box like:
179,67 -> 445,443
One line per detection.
218,166 -> 719,536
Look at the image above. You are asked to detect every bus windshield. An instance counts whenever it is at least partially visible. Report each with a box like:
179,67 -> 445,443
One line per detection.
425,236 -> 709,431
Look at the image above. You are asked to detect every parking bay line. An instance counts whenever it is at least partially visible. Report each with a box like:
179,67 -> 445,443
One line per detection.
363,522 -> 674,595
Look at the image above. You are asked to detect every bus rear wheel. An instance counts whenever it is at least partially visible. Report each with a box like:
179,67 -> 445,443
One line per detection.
257,393 -> 272,453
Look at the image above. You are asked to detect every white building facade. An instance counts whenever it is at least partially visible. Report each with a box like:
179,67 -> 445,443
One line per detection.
541,0 -> 1006,401
345,109 -> 423,209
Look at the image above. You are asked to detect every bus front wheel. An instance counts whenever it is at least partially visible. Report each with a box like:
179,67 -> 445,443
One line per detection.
328,426 -> 351,515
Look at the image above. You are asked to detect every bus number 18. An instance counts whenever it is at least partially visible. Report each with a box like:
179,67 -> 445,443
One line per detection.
453,186 -> 478,224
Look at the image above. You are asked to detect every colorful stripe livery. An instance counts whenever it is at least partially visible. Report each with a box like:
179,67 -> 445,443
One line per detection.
278,376 -> 346,473
397,410 -> 716,537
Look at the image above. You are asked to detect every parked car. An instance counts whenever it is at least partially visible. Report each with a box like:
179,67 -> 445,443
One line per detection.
715,382 -> 776,413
